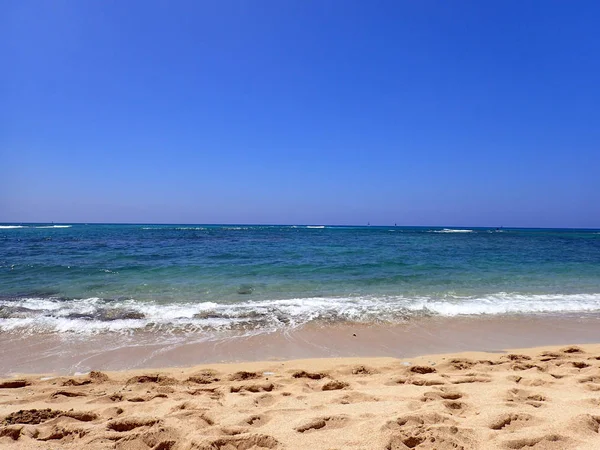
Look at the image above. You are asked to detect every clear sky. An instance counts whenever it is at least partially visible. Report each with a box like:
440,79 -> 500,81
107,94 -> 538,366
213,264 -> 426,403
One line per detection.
1,1 -> 599,227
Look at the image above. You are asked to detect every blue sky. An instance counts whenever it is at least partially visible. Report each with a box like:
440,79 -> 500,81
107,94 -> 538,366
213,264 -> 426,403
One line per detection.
1,1 -> 599,227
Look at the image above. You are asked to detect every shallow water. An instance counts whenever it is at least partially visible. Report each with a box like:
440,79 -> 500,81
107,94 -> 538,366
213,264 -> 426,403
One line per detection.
1,224 -> 599,335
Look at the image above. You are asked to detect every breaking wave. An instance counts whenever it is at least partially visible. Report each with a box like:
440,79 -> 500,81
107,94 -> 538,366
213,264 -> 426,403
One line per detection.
432,229 -> 473,233
1,292 -> 599,335
0,225 -> 72,229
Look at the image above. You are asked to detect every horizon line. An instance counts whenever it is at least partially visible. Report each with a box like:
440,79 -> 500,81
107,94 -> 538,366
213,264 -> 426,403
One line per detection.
1,221 -> 599,231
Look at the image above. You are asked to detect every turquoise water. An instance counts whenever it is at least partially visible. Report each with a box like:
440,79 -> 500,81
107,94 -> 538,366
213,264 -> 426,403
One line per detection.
1,224 -> 599,334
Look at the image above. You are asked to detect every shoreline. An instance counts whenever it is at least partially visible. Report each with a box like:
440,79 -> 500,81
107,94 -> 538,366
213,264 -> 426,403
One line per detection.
2,312 -> 600,377
1,343 -> 600,449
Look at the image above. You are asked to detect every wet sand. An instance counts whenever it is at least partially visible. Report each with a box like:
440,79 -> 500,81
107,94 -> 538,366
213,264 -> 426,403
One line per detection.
1,313 -> 599,376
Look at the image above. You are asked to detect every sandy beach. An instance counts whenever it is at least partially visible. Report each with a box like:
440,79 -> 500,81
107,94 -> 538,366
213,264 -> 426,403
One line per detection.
1,343 -> 600,449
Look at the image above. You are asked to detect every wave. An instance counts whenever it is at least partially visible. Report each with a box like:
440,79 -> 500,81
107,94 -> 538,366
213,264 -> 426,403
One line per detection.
1,293 -> 599,334
0,225 -> 72,229
432,229 -> 473,233
35,225 -> 72,228
142,227 -> 208,230
306,226 -> 325,229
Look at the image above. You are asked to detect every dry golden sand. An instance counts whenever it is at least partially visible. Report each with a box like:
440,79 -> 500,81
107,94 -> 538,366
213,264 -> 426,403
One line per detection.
1,344 -> 600,449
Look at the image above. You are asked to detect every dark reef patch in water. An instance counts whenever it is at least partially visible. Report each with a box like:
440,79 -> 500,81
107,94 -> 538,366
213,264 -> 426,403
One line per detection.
237,285 -> 255,295
64,308 -> 145,321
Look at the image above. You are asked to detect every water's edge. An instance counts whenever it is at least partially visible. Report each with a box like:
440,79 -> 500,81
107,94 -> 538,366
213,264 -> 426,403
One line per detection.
2,313 -> 599,377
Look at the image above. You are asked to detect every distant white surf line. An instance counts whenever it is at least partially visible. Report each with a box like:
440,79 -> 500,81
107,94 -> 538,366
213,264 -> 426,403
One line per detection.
306,226 -> 325,229
432,229 -> 473,233
35,225 -> 72,228
142,227 -> 207,230
0,225 -> 72,229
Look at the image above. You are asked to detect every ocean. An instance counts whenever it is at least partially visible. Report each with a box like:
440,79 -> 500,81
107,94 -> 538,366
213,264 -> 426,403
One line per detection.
1,224 -> 599,337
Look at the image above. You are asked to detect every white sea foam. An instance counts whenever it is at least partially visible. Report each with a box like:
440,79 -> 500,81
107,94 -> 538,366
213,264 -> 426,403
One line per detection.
306,226 -> 325,229
2,293 -> 600,335
432,229 -> 473,233
0,225 -> 72,229
142,227 -> 207,230
35,225 -> 72,228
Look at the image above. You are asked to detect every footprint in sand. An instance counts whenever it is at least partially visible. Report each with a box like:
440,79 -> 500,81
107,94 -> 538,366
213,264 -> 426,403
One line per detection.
294,415 -> 349,433
449,373 -> 492,384
561,346 -> 585,354
446,358 -> 476,371
61,370 -> 109,387
190,412 -> 215,428
106,417 -> 159,432
505,388 -> 546,408
2,408 -> 62,425
321,380 -> 349,391
538,352 -> 563,362
193,434 -> 280,450
102,406 -> 124,419
292,370 -> 327,380
245,414 -> 270,427
169,404 -> 215,428
489,413 -> 537,431
231,383 -> 275,393
126,374 -> 176,385
504,434 -> 570,450
186,387 -> 224,400
442,400 -> 469,416
421,387 -> 464,402
229,371 -> 261,382
112,425 -> 178,450
351,365 -> 377,375
50,390 -> 88,399
409,365 -> 437,375
219,426 -> 250,436
384,412 -> 456,431
510,362 -> 544,371
90,392 -> 124,403
386,425 -> 474,450
186,369 -> 221,385
0,426 -> 22,441
502,354 -> 532,362
62,378 -> 91,387
254,393 -> 277,407
35,424 -> 87,442
127,393 -> 168,402
394,376 -> 447,386
0,379 -> 30,389
571,361 -> 590,369
577,374 -> 600,391
0,407 -> 96,443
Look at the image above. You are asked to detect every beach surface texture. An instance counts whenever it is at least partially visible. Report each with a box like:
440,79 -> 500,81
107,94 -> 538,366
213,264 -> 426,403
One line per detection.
1,344 -> 600,449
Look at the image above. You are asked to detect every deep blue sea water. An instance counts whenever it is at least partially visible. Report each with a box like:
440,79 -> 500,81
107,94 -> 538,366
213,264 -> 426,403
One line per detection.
1,224 -> 599,335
